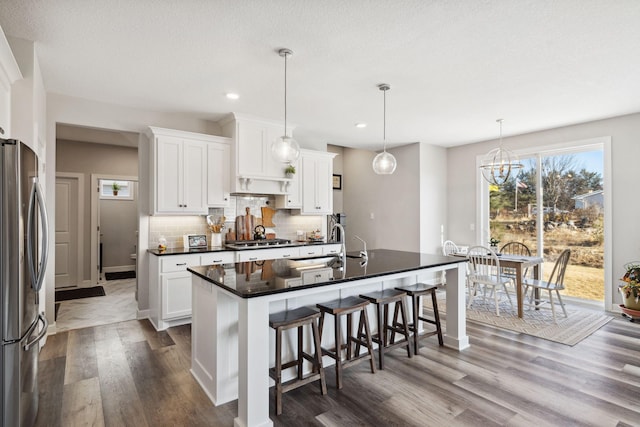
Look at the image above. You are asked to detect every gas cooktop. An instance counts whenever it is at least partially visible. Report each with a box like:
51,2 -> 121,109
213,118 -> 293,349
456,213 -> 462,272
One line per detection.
225,238 -> 294,250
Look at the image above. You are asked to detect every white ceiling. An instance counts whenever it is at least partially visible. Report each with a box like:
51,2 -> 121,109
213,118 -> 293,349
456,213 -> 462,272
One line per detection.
2,0 -> 640,149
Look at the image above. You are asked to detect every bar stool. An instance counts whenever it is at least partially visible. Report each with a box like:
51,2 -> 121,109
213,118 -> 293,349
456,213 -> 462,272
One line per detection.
358,289 -> 412,369
269,306 -> 327,415
316,296 -> 376,389
394,283 -> 443,354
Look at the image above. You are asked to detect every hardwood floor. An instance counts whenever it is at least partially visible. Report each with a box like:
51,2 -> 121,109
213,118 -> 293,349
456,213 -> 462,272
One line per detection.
36,313 -> 640,426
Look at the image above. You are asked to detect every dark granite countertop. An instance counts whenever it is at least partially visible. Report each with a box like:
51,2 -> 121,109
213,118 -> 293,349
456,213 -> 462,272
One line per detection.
148,240 -> 341,256
188,249 -> 465,298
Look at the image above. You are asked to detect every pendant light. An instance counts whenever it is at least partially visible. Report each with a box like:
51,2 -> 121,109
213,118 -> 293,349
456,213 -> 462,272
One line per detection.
271,48 -> 300,164
372,83 -> 397,175
479,119 -> 523,186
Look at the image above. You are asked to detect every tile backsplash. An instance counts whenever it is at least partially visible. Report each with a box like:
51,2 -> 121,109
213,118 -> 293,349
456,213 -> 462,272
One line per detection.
149,196 -> 325,249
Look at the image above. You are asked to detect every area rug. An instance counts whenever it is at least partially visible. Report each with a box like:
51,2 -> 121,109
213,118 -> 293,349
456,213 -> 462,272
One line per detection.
105,270 -> 136,280
427,295 -> 613,346
55,285 -> 106,302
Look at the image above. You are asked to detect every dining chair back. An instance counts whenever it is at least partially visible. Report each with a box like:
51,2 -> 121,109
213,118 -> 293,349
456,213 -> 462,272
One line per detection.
440,240 -> 460,286
500,242 -> 532,280
466,245 -> 514,316
442,240 -> 459,256
523,249 -> 571,322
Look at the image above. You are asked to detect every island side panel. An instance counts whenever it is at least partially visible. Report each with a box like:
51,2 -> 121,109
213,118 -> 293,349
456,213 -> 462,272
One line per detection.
191,276 -> 239,405
235,297 -> 274,427
444,263 -> 470,350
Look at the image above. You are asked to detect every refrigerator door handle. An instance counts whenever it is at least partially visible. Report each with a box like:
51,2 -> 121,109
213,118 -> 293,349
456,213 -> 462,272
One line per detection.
23,313 -> 48,351
27,177 -> 50,292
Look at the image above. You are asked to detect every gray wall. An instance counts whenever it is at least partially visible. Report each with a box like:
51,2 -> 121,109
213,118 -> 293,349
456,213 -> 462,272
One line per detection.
56,139 -> 138,280
328,144 -> 344,214
100,182 -> 138,270
341,143 -> 447,254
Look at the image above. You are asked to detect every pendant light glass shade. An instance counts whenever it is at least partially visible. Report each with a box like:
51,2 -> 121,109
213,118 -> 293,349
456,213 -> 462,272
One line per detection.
479,119 -> 523,186
272,48 -> 300,164
372,83 -> 397,175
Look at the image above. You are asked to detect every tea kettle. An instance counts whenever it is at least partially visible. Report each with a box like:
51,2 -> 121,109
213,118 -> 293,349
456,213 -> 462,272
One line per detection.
253,225 -> 266,240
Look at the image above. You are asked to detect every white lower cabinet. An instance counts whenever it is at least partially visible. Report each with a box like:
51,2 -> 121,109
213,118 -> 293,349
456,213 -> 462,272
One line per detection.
161,272 -> 193,320
235,247 -> 301,262
150,252 -> 232,331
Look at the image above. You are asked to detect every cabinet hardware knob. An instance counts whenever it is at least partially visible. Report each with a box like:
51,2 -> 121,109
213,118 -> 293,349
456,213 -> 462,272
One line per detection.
249,257 -> 258,261
0,127 -> 4,135
283,254 -> 290,258
176,263 -> 187,266
213,259 -> 222,263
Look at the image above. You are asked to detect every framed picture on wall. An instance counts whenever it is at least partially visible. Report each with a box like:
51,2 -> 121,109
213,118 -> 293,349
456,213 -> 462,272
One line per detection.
332,174 -> 342,190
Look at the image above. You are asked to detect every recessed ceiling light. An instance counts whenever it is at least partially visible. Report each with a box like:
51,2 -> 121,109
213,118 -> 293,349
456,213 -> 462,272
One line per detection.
355,123 -> 367,128
226,93 -> 239,100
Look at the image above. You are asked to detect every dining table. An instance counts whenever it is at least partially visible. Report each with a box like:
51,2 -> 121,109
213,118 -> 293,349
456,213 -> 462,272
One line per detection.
454,252 -> 544,318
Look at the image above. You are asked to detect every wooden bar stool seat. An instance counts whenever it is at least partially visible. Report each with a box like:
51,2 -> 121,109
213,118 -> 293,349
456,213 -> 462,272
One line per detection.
358,289 -> 412,369
394,283 -> 443,354
269,306 -> 327,415
316,296 -> 376,389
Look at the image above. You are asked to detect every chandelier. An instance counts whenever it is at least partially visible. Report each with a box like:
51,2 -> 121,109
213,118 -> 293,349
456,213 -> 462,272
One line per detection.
479,119 -> 522,186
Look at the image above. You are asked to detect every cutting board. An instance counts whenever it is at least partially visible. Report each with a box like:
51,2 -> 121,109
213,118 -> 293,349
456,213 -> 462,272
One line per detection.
235,207 -> 256,240
261,207 -> 276,227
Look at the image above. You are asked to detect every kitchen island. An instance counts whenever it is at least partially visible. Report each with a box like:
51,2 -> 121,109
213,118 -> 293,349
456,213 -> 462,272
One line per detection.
188,249 -> 468,427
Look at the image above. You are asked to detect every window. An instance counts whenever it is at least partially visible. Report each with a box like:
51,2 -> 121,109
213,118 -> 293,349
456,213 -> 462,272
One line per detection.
100,179 -> 134,200
479,137 -> 611,306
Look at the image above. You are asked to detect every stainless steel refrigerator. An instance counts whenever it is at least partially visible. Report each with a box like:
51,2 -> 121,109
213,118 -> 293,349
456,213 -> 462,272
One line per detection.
1,139 -> 49,427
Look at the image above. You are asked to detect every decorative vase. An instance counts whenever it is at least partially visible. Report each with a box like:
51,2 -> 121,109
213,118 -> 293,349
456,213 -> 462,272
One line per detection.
112,190 -> 118,196
620,287 -> 640,310
285,172 -> 294,179
211,232 -> 222,247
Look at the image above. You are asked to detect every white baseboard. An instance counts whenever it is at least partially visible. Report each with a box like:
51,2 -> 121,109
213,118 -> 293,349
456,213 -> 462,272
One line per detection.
137,309 -> 150,320
103,264 -> 136,273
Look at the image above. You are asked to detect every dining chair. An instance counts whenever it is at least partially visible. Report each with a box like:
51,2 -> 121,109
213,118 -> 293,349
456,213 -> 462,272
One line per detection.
522,249 -> 571,322
466,245 -> 514,316
499,241 -> 532,284
440,240 -> 460,285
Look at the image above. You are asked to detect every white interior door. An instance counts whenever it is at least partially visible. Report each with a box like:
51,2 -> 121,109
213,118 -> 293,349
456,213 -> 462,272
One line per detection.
55,175 -> 81,288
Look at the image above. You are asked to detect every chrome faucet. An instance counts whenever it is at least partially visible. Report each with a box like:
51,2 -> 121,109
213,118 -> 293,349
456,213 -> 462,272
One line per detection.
353,235 -> 368,262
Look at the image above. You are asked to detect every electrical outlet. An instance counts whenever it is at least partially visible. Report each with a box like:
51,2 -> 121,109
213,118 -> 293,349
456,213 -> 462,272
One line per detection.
370,213 -> 375,220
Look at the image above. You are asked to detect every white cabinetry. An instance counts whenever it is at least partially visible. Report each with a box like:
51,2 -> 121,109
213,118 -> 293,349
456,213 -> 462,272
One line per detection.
301,150 -> 337,215
148,127 -> 231,215
220,113 -> 294,195
0,29 -> 22,138
275,156 -> 301,209
149,251 -> 234,331
235,247 -> 301,262
207,141 -> 231,207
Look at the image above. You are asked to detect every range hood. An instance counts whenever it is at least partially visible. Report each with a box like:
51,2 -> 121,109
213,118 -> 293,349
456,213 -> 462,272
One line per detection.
219,113 -> 297,196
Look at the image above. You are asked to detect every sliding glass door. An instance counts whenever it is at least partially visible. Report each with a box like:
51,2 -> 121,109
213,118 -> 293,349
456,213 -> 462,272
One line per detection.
487,145 -> 605,303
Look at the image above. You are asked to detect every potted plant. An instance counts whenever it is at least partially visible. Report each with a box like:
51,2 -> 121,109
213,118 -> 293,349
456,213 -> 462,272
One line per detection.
489,237 -> 500,250
284,164 -> 296,178
111,182 -> 121,196
620,263 -> 640,310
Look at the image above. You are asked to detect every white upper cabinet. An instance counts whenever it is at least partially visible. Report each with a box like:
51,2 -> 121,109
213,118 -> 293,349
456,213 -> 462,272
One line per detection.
275,156 -> 301,209
207,141 -> 231,207
0,26 -> 22,138
220,113 -> 294,194
148,127 -> 231,215
301,150 -> 336,215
